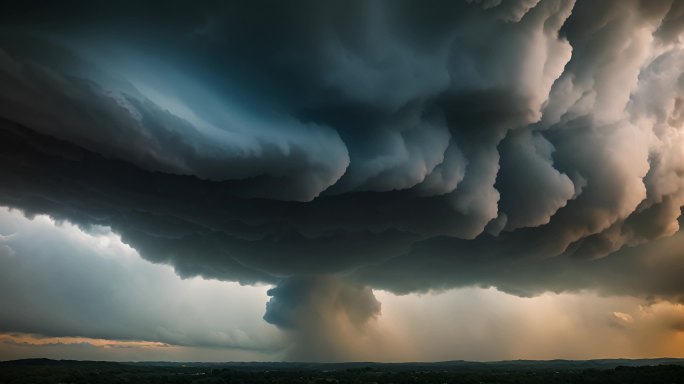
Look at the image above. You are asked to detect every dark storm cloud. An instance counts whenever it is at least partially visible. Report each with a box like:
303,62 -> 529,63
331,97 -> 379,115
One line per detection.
264,276 -> 381,361
2,0 -> 684,359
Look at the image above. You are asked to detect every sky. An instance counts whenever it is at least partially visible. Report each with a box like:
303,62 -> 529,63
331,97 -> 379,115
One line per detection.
1,0 -> 684,362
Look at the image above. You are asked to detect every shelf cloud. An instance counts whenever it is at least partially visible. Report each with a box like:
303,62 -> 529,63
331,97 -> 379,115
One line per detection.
2,0 -> 684,359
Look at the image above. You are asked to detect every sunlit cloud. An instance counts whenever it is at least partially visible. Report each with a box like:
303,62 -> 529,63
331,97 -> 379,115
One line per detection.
0,334 -> 171,349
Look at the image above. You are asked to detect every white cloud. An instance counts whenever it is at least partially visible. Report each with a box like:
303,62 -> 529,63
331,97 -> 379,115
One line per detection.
0,207 -> 285,358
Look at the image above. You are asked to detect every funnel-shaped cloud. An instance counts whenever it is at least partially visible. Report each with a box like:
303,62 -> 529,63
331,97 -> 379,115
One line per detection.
264,276 -> 381,361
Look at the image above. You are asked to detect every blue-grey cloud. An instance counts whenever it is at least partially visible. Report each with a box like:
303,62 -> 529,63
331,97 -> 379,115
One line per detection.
1,0 -> 684,359
0,208 -> 281,352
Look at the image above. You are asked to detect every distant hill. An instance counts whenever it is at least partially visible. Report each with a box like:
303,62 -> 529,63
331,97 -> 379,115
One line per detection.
3,357 -> 684,371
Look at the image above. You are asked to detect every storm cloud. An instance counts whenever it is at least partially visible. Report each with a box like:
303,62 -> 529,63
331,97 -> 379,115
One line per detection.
2,0 -> 684,359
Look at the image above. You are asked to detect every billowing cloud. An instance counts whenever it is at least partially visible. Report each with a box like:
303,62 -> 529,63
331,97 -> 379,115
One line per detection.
264,276 -> 382,361
2,0 -> 684,360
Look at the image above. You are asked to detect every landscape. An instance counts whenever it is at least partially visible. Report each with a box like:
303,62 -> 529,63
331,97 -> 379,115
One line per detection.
2,0 -> 684,382
3,359 -> 684,384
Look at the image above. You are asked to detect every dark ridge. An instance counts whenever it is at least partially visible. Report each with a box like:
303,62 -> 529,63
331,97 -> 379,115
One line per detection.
3,358 -> 684,384
3,358 -> 684,371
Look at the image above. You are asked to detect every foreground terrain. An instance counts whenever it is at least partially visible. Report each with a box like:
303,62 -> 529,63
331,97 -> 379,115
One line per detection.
1,358 -> 684,384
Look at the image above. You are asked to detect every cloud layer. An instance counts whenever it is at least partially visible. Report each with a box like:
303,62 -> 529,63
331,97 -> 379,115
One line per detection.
0,208 -> 280,353
2,0 -> 684,359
